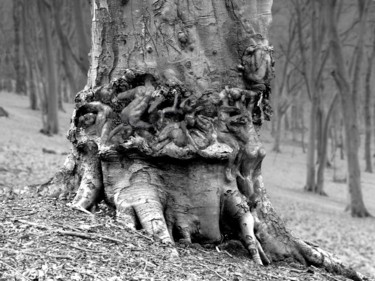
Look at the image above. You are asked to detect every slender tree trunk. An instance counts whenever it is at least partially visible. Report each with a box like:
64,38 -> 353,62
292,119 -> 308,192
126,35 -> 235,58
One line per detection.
305,100 -> 317,191
38,0 -> 59,135
364,28 -> 375,173
324,0 -> 370,217
316,94 -> 338,195
272,110 -> 282,153
13,0 -> 27,95
53,1 -> 78,96
26,61 -> 38,110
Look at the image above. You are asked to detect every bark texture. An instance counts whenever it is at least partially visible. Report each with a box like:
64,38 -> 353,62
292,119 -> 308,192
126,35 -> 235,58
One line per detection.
13,0 -> 27,95
37,0 -> 59,135
36,1 -> 369,280
364,26 -> 375,173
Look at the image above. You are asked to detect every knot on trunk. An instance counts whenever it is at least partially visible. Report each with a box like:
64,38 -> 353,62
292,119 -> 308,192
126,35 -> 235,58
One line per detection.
70,65 -> 273,182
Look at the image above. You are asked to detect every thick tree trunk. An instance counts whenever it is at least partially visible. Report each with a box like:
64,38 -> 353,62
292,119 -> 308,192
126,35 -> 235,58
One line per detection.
73,0 -> 90,75
34,1 -> 368,280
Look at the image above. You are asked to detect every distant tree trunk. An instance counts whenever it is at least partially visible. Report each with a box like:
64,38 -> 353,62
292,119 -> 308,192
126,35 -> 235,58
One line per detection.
53,1 -> 78,96
13,0 -> 27,95
26,61 -> 38,110
272,109 -> 283,152
73,0 -> 90,74
316,93 -> 338,195
37,0 -> 59,135
305,101 -> 317,191
294,0 -> 328,193
22,0 -> 38,110
34,1 -> 367,280
364,27 -> 375,173
324,0 -> 371,217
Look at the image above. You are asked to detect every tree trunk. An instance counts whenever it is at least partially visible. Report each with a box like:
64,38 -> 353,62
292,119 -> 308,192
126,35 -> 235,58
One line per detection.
73,0 -> 90,75
305,100 -> 317,191
272,110 -> 282,153
35,1 -> 368,280
37,0 -> 59,135
324,0 -> 370,217
316,93 -> 338,195
13,0 -> 27,95
364,27 -> 375,173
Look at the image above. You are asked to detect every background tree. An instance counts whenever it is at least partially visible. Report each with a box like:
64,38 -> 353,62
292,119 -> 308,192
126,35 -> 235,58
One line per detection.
12,0 -> 26,95
37,0 -> 59,135
271,4 -> 304,153
364,25 -> 375,173
324,0 -> 371,217
293,0 -> 331,195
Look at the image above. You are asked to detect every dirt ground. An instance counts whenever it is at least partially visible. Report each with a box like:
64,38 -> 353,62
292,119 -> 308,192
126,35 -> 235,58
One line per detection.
1,91 -> 374,280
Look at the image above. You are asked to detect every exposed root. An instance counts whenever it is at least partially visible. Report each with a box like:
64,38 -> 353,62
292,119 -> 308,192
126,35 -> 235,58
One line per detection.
114,171 -> 173,245
297,240 -> 369,281
33,151 -> 78,199
70,141 -> 103,211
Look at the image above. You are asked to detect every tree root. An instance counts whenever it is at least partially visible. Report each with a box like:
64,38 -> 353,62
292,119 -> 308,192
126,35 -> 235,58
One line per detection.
33,152 -> 370,280
34,150 -> 78,199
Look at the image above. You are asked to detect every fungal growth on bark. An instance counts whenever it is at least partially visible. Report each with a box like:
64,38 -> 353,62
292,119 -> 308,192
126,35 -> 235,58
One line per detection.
35,1 -> 369,280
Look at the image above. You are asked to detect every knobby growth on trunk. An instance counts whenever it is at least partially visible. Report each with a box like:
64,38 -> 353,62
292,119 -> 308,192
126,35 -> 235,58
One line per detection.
34,1 -> 369,280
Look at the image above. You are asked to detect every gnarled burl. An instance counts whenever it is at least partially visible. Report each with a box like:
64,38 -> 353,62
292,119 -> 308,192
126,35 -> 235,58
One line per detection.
35,1 -> 368,280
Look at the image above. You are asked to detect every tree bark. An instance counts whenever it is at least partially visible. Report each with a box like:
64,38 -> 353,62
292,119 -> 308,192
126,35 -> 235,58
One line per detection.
35,1 -> 368,280
53,1 -> 78,97
13,0 -> 27,95
305,100 -> 317,191
22,0 -> 38,110
364,26 -> 375,173
316,93 -> 338,195
37,0 -> 59,135
73,0 -> 90,75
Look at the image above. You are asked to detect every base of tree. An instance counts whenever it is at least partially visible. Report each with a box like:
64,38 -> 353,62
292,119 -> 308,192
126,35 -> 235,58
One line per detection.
33,150 -> 369,281
0,106 -> 9,118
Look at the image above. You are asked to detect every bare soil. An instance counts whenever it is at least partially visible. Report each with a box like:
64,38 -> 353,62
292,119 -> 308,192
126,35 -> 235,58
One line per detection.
1,91 -> 374,281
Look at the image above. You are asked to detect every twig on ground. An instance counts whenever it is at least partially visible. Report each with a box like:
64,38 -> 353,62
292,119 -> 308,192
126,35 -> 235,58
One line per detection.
192,246 -> 210,254
12,211 -> 38,218
258,272 -> 283,280
0,260 -> 28,281
223,250 -> 233,258
15,219 -> 123,244
197,262 -> 228,281
55,240 -> 103,253
0,247 -> 73,260
278,266 -> 305,273
65,266 -> 103,280
321,272 -> 343,281
109,221 -> 154,242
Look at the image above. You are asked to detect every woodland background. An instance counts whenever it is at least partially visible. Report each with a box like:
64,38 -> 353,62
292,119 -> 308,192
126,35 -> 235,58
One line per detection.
0,0 -> 375,280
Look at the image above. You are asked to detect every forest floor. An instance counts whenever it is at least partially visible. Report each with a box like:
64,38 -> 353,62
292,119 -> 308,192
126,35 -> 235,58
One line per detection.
0,91 -> 374,281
